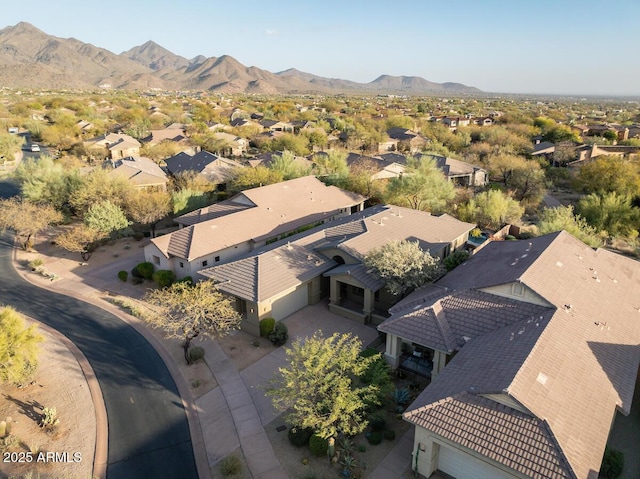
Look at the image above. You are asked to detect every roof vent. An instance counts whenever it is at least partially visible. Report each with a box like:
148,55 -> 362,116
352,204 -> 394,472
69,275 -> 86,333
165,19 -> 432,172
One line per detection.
536,372 -> 548,385
564,304 -> 573,312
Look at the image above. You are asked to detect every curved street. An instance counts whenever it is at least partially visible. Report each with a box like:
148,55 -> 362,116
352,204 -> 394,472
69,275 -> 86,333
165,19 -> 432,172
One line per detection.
0,234 -> 198,479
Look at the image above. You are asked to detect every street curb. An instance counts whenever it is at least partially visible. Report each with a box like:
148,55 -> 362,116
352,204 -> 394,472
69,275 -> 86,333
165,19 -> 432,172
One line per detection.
11,244 -> 210,479
32,319 -> 108,479
11,243 -> 109,479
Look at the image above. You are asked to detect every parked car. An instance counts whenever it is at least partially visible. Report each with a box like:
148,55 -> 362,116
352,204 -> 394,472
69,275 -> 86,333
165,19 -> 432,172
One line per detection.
30,144 -> 40,152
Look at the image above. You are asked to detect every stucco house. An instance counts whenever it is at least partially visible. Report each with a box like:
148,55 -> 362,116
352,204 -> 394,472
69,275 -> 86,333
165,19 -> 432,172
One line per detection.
144,176 -> 365,282
164,150 -> 244,185
199,204 -> 475,335
378,231 -> 640,479
84,133 -> 141,160
107,156 -> 168,190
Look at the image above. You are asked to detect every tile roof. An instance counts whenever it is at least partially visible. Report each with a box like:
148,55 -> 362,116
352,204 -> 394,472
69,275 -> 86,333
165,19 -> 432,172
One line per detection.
323,263 -> 385,291
379,289 -> 552,353
164,150 -> 242,182
399,231 -> 640,479
405,393 -> 575,479
150,176 -> 365,261
200,232 -> 335,302
175,201 -> 252,226
338,206 -> 475,258
108,156 -> 168,186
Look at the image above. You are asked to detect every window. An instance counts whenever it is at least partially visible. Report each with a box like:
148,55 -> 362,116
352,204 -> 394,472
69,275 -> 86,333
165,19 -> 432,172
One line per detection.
215,256 -> 221,262
179,262 -> 184,268
152,255 -> 160,266
202,260 -> 208,267
511,282 -> 525,297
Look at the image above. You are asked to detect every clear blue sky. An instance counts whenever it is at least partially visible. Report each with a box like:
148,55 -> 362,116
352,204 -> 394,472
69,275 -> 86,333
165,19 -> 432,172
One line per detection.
4,0 -> 640,96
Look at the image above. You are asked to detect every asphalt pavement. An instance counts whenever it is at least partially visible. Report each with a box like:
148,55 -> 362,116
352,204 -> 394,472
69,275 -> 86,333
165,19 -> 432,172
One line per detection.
0,234 -> 199,479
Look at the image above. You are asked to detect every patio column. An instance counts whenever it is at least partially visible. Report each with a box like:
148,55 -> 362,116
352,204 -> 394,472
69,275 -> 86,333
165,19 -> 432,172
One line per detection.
384,334 -> 402,368
329,277 -> 341,306
362,288 -> 374,322
431,350 -> 448,379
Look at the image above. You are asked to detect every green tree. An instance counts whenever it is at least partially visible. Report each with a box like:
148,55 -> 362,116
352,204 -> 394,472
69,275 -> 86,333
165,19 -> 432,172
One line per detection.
55,224 -> 105,261
13,156 -> 82,209
84,200 -> 131,237
0,131 -> 24,164
171,188 -> 210,216
125,189 -> 172,237
509,160 -> 547,206
313,150 -> 349,183
385,156 -> 455,213
457,190 -> 524,229
363,239 -> 445,297
144,280 -> 241,363
576,192 -> 639,237
230,165 -> 283,191
0,306 -> 43,385
269,150 -> 311,180
0,198 -> 63,250
266,331 -> 379,439
572,157 -> 640,197
69,168 -> 133,217
537,205 -> 602,247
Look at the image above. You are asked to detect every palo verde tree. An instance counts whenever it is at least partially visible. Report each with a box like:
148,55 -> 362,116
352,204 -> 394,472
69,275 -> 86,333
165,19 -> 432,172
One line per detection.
55,224 -> 104,261
364,239 -> 445,297
0,306 -> 44,385
384,155 -> 455,213
537,205 -> 602,248
266,331 -> 379,439
456,189 -> 524,229
144,280 -> 241,364
0,197 -> 63,250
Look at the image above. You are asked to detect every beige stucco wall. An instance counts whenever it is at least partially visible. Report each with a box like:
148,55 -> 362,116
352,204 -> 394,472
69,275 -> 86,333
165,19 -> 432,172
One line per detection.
480,282 -> 553,307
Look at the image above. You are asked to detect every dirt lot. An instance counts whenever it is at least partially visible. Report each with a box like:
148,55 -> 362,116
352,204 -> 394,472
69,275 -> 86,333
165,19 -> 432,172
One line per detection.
0,323 -> 95,479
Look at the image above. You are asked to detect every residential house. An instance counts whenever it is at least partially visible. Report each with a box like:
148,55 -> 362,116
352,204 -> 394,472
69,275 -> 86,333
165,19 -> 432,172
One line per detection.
107,156 -> 168,190
569,144 -> 640,167
211,131 -> 248,157
386,128 -> 431,153
230,118 -> 261,129
378,231 -> 640,479
164,150 -> 244,185
199,204 -> 474,335
144,176 -> 366,286
423,154 -> 487,187
84,133 -> 141,160
260,119 -> 295,133
142,123 -> 187,146
442,116 -> 471,132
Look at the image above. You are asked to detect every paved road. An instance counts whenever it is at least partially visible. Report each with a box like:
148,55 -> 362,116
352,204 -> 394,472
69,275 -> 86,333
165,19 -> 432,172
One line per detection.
0,235 -> 198,479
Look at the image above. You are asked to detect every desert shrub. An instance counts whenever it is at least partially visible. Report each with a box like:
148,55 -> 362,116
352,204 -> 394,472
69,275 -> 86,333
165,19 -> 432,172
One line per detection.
443,250 -> 469,271
309,433 -> 328,457
260,317 -> 276,338
384,429 -> 396,441
505,234 -> 517,240
117,270 -> 128,282
219,454 -> 242,476
269,322 -> 288,346
392,388 -> 411,406
177,276 -> 193,286
131,276 -> 143,285
518,231 -> 535,240
133,231 -> 145,241
40,407 -> 60,430
288,426 -> 313,447
29,258 -> 44,270
153,269 -> 175,288
601,447 -> 624,478
367,431 -> 383,445
136,261 -> 155,280
369,413 -> 386,432
187,346 -> 205,363
131,265 -> 142,278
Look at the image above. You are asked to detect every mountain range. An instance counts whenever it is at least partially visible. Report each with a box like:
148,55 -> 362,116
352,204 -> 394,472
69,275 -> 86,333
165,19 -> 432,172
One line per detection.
0,22 -> 481,95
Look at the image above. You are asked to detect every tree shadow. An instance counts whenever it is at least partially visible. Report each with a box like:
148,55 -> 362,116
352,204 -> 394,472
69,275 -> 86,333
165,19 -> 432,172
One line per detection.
4,394 -> 44,424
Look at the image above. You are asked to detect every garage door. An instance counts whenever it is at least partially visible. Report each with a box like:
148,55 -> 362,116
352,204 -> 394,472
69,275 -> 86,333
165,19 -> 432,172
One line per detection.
437,444 -> 514,479
270,284 -> 308,320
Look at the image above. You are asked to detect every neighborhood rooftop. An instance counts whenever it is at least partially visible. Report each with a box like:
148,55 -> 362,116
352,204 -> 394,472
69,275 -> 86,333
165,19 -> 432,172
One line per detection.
389,231 -> 640,479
